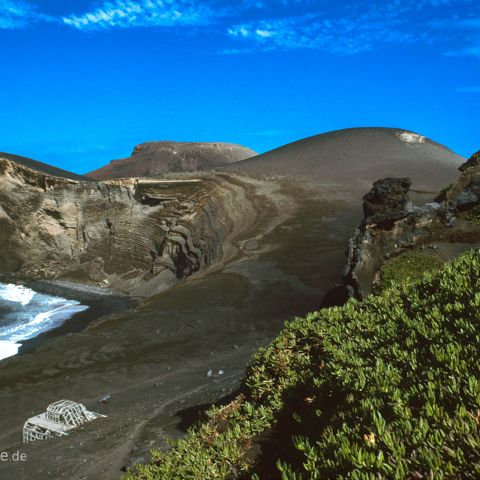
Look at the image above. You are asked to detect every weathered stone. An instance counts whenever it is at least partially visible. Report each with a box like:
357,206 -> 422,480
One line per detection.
453,184 -> 480,209
444,154 -> 480,210
459,150 -> 480,172
0,158 -> 237,295
343,165 -> 480,298
362,177 -> 412,222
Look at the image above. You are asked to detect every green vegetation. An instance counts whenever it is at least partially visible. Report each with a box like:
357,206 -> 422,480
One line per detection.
125,249 -> 480,480
466,206 -> 480,225
375,250 -> 443,292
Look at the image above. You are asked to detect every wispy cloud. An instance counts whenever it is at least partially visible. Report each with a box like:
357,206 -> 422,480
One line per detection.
228,11 -> 415,55
0,0 -> 48,29
62,0 -> 221,31
1,0 -> 480,60
226,0 -> 480,55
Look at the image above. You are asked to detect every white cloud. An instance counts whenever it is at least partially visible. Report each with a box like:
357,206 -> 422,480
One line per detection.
1,0 -> 479,61
0,0 -> 43,29
228,25 -> 250,37
62,0 -> 220,31
226,10 -> 417,55
255,28 -> 274,38
225,0 -> 480,55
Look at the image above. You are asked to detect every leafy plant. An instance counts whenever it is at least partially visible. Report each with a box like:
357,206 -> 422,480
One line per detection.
375,250 -> 443,292
124,248 -> 480,480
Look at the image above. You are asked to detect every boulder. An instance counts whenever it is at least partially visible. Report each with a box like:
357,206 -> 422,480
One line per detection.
362,177 -> 412,223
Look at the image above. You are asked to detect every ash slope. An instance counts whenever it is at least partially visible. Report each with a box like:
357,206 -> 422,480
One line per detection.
226,127 -> 463,195
87,142 -> 257,180
0,152 -> 92,182
0,128 -> 467,480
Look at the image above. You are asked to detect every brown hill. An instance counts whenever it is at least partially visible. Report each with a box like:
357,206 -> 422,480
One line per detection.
86,141 -> 257,180
0,128 -> 472,480
225,127 -> 464,196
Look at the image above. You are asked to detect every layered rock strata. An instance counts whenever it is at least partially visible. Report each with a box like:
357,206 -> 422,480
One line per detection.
0,157 -> 238,295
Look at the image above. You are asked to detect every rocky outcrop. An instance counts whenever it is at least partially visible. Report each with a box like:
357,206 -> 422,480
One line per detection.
87,142 -> 257,181
441,156 -> 480,210
459,150 -> 480,172
343,151 -> 480,298
362,177 -> 413,224
0,157 -> 240,295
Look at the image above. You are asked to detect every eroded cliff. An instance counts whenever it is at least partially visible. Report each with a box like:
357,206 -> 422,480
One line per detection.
0,157 -> 242,295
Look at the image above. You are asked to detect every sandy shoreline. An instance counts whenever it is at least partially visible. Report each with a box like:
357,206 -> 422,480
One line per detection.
0,176 -> 359,480
0,277 -> 138,359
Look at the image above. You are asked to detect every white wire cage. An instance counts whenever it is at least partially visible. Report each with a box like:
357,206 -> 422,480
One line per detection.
23,400 -> 105,444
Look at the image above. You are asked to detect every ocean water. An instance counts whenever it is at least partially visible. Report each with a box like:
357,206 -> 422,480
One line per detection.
0,283 -> 89,360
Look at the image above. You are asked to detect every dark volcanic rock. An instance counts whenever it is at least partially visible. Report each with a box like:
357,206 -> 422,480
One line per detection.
444,153 -> 480,210
343,151 -> 480,299
459,150 -> 480,172
362,177 -> 412,222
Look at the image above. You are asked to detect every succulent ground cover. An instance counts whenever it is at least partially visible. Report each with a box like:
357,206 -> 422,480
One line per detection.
375,250 -> 444,293
126,249 -> 480,480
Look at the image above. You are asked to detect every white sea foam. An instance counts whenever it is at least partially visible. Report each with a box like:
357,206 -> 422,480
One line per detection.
0,341 -> 22,360
0,283 -> 36,306
4,304 -> 89,342
0,283 -> 89,360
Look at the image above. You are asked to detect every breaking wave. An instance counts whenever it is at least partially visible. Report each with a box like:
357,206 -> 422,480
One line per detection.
0,283 -> 89,361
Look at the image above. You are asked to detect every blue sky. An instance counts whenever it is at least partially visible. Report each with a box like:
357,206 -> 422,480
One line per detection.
0,0 -> 479,173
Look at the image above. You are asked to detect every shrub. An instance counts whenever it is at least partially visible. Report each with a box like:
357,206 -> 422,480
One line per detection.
375,250 -> 444,292
125,248 -> 480,480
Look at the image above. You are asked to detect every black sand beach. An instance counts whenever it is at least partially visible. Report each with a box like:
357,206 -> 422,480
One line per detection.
0,129 -> 464,479
11,280 -> 138,357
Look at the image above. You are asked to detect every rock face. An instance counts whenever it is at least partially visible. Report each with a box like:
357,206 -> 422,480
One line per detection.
87,142 -> 257,180
459,150 -> 480,172
362,177 -> 413,222
343,150 -> 480,298
0,157 -> 240,295
441,157 -> 480,210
